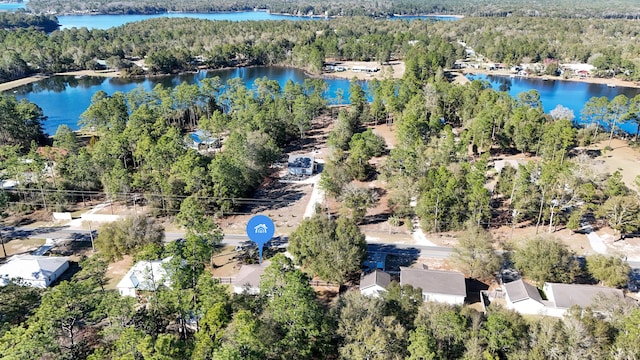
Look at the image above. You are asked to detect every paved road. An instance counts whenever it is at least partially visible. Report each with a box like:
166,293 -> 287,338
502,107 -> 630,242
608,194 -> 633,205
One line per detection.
1,226 -> 454,259
1,226 -> 638,269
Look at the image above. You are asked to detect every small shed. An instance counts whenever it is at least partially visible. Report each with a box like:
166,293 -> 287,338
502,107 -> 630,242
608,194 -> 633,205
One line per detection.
287,154 -> 315,176
360,270 -> 392,297
503,279 -> 546,315
363,252 -> 387,271
0,255 -> 69,288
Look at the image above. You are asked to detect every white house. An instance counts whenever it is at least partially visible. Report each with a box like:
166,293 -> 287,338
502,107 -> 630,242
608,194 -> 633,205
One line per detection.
400,267 -> 466,305
503,280 -> 625,317
0,255 -> 69,288
360,270 -> 392,297
233,261 -> 271,294
117,257 -> 172,297
561,63 -> 596,75
351,66 -> 379,73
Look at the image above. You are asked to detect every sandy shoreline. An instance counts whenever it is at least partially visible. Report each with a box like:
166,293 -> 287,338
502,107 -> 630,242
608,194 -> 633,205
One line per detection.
0,62 -> 403,93
0,69 -> 121,92
459,68 -> 640,89
3,62 -> 640,93
316,60 -> 405,81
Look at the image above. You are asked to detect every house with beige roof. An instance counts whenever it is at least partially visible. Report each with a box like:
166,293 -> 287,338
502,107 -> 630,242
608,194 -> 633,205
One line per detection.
400,267 -> 466,305
233,261 -> 271,294
503,279 -> 625,317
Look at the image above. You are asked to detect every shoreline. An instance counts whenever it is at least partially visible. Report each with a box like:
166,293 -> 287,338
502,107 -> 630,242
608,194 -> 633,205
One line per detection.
0,69 -> 120,92
4,61 -> 640,93
459,68 -> 640,89
0,61 -> 404,93
46,9 -> 463,19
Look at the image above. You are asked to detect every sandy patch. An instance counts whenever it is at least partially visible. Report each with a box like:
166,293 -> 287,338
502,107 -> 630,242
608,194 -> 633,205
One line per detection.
320,60 -> 404,80
0,70 -> 120,93
370,123 -> 397,149
210,247 -> 243,278
0,75 -> 49,92
105,255 -> 133,289
55,69 -> 121,78
1,238 -> 46,257
449,71 -> 471,85
590,139 -> 640,192
608,240 -> 640,261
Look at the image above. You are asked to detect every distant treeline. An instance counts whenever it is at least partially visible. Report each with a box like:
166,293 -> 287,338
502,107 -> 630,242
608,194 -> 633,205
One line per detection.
0,17 -> 460,83
25,0 -> 640,19
0,12 -> 58,32
3,15 -> 640,84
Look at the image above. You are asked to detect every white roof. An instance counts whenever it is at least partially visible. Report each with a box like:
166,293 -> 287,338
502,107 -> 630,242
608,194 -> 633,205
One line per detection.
117,257 -> 172,291
561,63 -> 596,71
0,255 -> 68,285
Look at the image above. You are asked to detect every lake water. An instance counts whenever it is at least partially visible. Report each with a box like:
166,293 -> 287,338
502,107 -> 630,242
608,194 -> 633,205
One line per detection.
12,67 -> 355,135
56,12 -> 459,30
12,67 -> 640,136
0,2 -> 26,11
468,74 -> 640,134
57,11 -> 320,30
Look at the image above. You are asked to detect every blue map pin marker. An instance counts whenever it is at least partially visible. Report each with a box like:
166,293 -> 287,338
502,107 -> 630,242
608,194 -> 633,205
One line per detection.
246,215 -> 275,263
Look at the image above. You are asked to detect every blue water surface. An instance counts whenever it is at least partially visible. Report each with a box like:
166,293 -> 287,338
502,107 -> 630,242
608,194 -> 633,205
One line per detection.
55,11 -> 460,30
0,2 -> 26,11
57,11 -> 321,30
11,67 -> 357,134
468,73 -> 640,134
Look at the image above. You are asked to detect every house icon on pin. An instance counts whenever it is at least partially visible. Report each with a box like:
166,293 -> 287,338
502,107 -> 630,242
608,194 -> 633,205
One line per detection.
254,224 -> 268,234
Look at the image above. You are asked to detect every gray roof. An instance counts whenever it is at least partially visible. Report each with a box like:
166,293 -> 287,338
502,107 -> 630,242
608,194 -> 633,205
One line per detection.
233,261 -> 271,289
400,267 -> 466,297
360,270 -> 391,290
503,279 -> 543,303
0,255 -> 69,285
545,283 -> 624,309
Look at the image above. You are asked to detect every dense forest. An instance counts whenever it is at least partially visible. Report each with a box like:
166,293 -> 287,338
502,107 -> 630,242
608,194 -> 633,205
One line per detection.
2,15 -> 640,83
0,249 -> 639,359
0,17 -> 461,82
24,0 -> 640,18
0,12 -> 59,32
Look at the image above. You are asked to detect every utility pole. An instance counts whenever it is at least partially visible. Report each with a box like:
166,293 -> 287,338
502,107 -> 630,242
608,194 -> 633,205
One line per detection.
88,221 -> 95,251
0,227 -> 6,258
